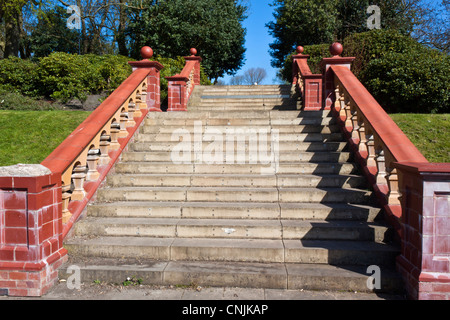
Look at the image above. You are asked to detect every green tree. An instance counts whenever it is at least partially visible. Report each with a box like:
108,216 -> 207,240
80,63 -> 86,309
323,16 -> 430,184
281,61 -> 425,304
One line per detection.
126,0 -> 247,82
29,5 -> 80,57
266,0 -> 422,68
266,0 -> 339,68
0,0 -> 28,58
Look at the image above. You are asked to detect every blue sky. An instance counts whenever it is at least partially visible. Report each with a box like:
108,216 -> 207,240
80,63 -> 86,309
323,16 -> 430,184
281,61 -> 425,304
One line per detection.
220,0 -> 278,85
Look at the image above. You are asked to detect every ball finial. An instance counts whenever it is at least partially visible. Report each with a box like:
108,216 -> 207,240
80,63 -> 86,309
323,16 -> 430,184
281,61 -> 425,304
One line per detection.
296,46 -> 304,54
329,42 -> 343,56
190,48 -> 198,56
141,46 -> 153,60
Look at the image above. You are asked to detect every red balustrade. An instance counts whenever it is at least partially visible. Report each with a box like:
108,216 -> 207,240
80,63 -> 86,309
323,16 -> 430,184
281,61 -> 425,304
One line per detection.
0,47 -> 163,296
166,48 -> 202,111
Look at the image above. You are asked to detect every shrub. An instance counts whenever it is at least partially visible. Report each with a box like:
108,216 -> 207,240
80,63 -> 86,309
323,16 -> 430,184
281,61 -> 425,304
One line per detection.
279,44 -> 330,81
0,85 -> 56,111
361,50 -> 450,113
342,29 -> 426,78
36,53 -> 93,103
279,29 -> 449,113
36,53 -> 133,103
0,57 -> 40,96
85,54 -> 133,94
0,52 -> 211,108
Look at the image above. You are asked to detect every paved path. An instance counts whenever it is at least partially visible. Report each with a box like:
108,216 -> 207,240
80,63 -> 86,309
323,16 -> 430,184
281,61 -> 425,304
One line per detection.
1,281 -> 404,300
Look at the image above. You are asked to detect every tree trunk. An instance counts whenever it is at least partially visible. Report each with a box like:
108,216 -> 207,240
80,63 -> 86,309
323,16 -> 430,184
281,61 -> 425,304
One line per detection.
4,13 -> 21,58
117,0 -> 128,56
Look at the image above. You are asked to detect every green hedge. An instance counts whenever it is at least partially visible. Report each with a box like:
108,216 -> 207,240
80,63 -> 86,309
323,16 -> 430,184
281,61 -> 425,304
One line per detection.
0,53 -> 211,109
280,29 -> 449,114
279,44 -> 330,82
362,50 -> 449,113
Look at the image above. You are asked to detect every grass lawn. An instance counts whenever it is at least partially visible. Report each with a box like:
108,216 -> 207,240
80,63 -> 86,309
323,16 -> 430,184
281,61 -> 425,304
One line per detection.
0,110 -> 91,166
390,113 -> 450,163
0,111 -> 448,167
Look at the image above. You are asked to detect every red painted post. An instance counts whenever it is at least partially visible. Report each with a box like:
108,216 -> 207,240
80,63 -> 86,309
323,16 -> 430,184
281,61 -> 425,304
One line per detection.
320,42 -> 355,110
0,164 -> 67,296
128,46 -> 164,112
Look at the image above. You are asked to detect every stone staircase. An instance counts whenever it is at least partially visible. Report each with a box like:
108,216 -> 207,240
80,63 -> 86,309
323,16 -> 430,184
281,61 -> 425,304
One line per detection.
63,85 -> 404,295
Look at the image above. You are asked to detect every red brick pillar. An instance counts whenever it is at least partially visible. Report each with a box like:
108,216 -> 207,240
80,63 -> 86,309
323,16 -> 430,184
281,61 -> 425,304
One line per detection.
166,77 -> 188,112
0,164 -> 67,296
166,48 -> 202,112
185,48 -> 202,86
320,43 -> 355,110
394,162 -> 450,300
292,46 -> 323,110
292,46 -> 307,88
128,46 -> 164,112
303,74 -> 323,110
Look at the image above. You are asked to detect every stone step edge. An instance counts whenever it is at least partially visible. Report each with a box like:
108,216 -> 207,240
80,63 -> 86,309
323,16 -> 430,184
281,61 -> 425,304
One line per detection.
63,236 -> 400,265
86,201 -> 381,221
72,217 -> 393,242
58,258 -> 404,294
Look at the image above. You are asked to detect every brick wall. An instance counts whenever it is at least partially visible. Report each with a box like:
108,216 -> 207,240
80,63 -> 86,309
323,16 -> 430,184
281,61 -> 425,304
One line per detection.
395,162 -> 450,300
0,164 -> 68,296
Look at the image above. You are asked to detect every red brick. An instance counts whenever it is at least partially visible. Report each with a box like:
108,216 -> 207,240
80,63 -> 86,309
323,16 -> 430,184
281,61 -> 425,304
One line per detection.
0,247 -> 14,261
14,246 -> 36,262
27,210 -> 38,228
27,272 -> 41,281
0,280 -> 17,288
4,210 -> 27,228
3,191 -> 27,210
419,292 -> 448,300
12,177 -> 39,193
41,205 -> 55,225
40,241 -> 51,258
0,177 -> 13,188
9,271 -> 27,280
4,228 -> 27,245
8,288 -> 28,296
39,221 -> 54,242
27,228 -> 38,246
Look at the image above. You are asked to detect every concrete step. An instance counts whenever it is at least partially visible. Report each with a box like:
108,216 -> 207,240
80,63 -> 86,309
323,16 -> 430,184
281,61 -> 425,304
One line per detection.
198,98 -> 293,103
190,105 -> 298,111
129,141 -> 348,152
199,89 -> 292,95
64,236 -> 399,266
144,117 -> 337,127
135,132 -> 344,143
114,162 -> 357,175
106,174 -> 366,189
140,124 -> 342,134
95,186 -> 374,204
73,217 -> 391,242
200,87 -> 291,93
146,110 -> 331,120
199,85 -> 291,93
122,151 -> 352,163
58,258 -> 404,293
87,202 -> 381,222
